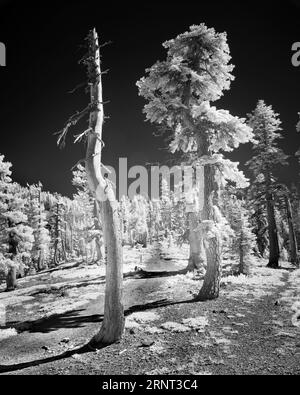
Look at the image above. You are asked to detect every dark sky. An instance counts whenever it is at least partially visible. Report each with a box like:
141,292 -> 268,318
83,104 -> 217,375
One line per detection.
0,0 -> 299,197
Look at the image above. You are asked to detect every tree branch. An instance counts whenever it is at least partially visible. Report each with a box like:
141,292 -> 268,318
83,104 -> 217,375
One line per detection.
55,105 -> 92,148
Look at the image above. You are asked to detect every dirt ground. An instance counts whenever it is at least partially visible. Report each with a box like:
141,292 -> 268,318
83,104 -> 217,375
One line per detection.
0,243 -> 299,375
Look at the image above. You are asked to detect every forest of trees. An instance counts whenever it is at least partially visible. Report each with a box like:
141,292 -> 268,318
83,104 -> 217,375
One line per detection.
1,145 -> 299,289
0,25 -> 299,348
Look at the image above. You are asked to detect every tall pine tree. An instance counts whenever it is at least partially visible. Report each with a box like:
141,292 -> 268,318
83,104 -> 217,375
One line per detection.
247,101 -> 288,268
27,184 -> 51,271
137,24 -> 252,300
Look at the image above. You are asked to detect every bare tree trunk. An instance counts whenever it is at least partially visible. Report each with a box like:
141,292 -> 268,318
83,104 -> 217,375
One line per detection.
61,238 -> 67,263
196,164 -> 222,301
255,206 -> 268,258
285,195 -> 300,267
6,266 -> 17,291
266,192 -> 280,268
53,203 -> 60,266
37,250 -> 45,272
149,209 -> 153,246
140,231 -> 148,248
186,212 -> 206,271
95,237 -> 103,261
6,230 -> 19,291
86,29 -> 124,347
64,217 -> 68,261
37,189 -> 44,271
70,230 -> 73,259
198,236 -> 221,299
238,236 -> 250,276
130,229 -> 135,248
257,233 -> 267,258
239,244 -> 245,274
90,199 -> 124,345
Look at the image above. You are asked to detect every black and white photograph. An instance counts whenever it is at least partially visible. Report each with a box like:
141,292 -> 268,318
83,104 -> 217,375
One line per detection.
0,0 -> 299,377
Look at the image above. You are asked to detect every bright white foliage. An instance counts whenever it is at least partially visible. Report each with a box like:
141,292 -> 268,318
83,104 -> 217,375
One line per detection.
0,157 -> 34,271
27,184 -> 51,266
130,195 -> 149,238
138,24 -> 253,191
247,100 -> 288,180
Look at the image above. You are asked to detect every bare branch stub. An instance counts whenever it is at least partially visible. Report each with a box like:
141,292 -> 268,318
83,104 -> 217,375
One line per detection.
68,82 -> 86,94
99,40 -> 113,49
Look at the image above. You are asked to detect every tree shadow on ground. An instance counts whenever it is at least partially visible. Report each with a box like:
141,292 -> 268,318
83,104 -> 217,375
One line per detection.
26,268 -> 193,299
0,343 -> 93,374
277,266 -> 298,272
128,243 -> 194,279
125,298 -> 195,315
4,298 -> 196,335
29,280 -> 105,297
1,268 -> 192,298
1,244 -> 192,296
128,268 -> 191,279
0,298 -> 197,374
25,260 -> 85,277
5,309 -> 103,334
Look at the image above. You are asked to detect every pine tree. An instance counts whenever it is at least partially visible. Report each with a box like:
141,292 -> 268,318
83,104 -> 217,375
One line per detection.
0,155 -> 13,282
171,193 -> 187,247
27,184 -> 51,271
72,191 -> 100,263
45,193 -> 68,266
0,156 -> 33,290
130,195 -> 148,248
119,196 -> 131,246
148,199 -> 162,243
137,24 -> 252,300
247,101 -> 289,268
225,193 -> 256,275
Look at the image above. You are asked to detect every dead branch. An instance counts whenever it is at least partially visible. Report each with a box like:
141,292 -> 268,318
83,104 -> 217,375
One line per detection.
55,105 -> 92,148
99,40 -> 113,49
74,128 -> 93,144
68,82 -> 86,94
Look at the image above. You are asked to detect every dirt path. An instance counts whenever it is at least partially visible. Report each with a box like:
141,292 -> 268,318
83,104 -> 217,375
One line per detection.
0,250 -> 299,375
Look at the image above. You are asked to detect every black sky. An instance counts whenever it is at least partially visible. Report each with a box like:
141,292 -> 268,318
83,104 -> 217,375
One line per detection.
0,0 -> 299,197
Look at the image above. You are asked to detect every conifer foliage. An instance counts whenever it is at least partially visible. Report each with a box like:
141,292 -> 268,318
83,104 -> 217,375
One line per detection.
247,101 -> 289,268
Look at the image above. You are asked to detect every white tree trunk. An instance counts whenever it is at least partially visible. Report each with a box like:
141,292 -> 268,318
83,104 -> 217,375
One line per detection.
187,212 -> 206,271
85,29 -> 124,346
